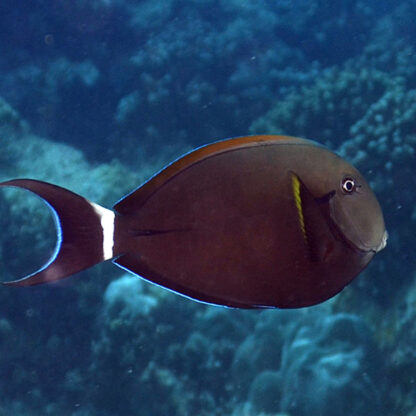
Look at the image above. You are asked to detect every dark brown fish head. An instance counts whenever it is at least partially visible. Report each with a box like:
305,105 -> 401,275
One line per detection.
326,160 -> 387,254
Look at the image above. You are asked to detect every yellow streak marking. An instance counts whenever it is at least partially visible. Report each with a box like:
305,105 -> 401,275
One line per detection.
292,174 -> 307,242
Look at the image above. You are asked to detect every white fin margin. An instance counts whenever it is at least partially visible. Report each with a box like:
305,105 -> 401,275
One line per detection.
90,202 -> 115,260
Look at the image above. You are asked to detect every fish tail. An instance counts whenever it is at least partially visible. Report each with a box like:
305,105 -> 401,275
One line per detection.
0,179 -> 116,286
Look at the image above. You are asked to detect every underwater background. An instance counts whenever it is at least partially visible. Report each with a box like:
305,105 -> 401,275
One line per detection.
0,1 -> 415,415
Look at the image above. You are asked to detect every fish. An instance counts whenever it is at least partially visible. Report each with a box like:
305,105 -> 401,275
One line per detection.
0,135 -> 387,308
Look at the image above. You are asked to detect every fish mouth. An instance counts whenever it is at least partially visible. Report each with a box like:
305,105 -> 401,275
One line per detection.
373,230 -> 388,253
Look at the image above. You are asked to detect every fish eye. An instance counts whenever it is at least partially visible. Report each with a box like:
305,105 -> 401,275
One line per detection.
341,177 -> 355,193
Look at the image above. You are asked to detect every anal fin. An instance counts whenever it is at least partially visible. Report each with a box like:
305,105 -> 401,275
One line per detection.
113,254 -> 258,308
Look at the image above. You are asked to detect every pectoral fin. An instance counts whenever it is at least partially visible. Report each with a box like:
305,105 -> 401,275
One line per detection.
290,173 -> 336,263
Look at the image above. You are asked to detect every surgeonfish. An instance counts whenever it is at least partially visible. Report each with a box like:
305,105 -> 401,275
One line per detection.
0,135 -> 387,308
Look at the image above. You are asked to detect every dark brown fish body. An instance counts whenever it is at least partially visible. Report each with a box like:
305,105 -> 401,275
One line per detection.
0,135 -> 387,308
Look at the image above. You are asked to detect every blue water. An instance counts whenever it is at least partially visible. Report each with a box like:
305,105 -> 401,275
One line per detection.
0,1 -> 415,415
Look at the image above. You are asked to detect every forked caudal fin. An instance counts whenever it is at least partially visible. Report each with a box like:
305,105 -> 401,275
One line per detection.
0,179 -> 115,286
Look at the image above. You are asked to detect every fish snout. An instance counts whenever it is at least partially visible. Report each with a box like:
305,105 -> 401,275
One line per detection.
374,229 -> 388,253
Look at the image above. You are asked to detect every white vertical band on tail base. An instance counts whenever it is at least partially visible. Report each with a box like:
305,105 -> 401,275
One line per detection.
90,202 -> 115,260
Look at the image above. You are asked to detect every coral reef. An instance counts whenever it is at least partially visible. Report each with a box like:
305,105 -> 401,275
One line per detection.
279,313 -> 384,416
0,0 -> 396,165
89,277 -> 385,416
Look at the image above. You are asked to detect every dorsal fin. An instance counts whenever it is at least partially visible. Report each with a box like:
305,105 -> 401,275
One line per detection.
114,135 -> 313,215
